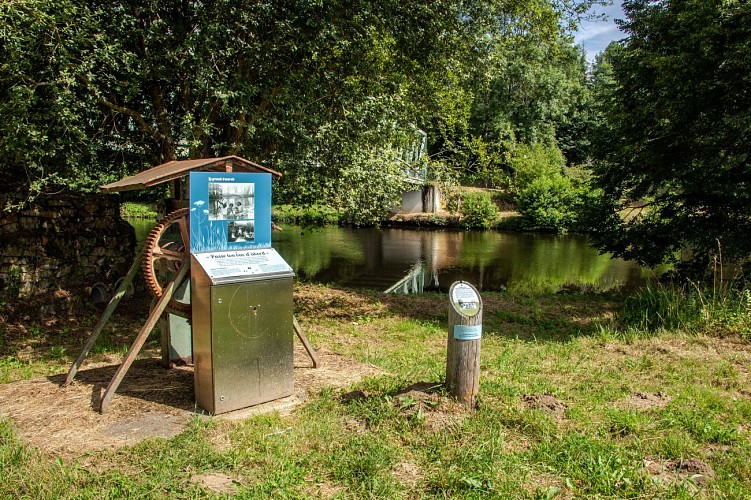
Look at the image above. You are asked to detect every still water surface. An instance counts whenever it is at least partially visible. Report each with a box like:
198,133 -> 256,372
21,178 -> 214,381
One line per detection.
272,226 -> 651,294
131,219 -> 650,294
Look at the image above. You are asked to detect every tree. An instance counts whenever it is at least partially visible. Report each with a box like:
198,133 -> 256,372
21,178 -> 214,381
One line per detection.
429,0 -> 596,189
1,0 -> 602,219
589,0 -> 751,269
0,1 -> 468,209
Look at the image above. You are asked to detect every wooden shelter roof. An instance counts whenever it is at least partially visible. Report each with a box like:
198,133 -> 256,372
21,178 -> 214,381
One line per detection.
99,156 -> 282,193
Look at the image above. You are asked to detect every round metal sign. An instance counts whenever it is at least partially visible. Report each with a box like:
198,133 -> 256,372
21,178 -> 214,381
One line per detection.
450,281 -> 481,317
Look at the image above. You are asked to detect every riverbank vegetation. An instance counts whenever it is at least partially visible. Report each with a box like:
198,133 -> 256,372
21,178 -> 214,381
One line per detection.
2,0 -> 750,492
2,283 -> 751,497
3,1 -> 749,277
120,202 -> 157,220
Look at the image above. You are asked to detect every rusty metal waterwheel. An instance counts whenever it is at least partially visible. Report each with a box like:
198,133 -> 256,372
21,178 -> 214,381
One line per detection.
142,208 -> 191,314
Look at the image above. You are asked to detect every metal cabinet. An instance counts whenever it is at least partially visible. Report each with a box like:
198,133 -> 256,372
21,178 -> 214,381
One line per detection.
192,252 -> 294,414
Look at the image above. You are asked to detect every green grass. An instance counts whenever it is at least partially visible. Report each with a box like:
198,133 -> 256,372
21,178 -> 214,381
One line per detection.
273,204 -> 344,226
121,201 -> 157,219
2,284 -> 751,497
621,282 -> 751,336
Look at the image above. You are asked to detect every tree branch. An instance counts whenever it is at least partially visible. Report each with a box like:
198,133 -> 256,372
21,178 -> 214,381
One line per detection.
97,95 -> 162,143
76,74 -> 163,143
227,83 -> 283,154
150,84 -> 176,160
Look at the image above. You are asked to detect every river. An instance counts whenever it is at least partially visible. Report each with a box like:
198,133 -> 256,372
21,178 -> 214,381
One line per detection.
130,220 -> 651,294
272,225 -> 651,294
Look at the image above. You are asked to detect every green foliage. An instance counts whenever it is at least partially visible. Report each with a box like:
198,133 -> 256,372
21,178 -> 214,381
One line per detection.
460,192 -> 500,229
589,0 -> 751,269
120,202 -> 156,220
431,11 -> 594,187
620,282 -> 751,336
443,189 -> 461,214
336,151 -> 409,227
272,205 -> 343,227
0,0 -> 127,207
622,284 -> 707,333
516,175 -> 580,231
0,0 -> 494,217
443,188 -> 501,228
0,0 -> 604,224
508,142 -> 567,194
459,135 -> 514,189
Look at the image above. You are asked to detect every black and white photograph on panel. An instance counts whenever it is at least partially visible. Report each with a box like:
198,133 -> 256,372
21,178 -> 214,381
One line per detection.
227,221 -> 255,243
208,182 -> 255,221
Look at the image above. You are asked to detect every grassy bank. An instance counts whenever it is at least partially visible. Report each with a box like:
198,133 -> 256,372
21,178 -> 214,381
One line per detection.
120,201 -> 158,219
2,284 -> 751,498
273,204 -> 344,226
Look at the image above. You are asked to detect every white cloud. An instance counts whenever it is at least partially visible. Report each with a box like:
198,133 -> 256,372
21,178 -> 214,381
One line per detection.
574,1 -> 627,63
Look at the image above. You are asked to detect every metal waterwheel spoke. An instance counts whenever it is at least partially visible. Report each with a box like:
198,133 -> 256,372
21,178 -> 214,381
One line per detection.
142,208 -> 191,314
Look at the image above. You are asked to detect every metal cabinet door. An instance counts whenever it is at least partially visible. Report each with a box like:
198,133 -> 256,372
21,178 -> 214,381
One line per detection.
209,277 -> 293,413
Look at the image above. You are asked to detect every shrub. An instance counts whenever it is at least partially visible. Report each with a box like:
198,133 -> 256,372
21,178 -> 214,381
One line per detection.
509,142 -> 566,194
516,175 -> 579,231
461,192 -> 499,229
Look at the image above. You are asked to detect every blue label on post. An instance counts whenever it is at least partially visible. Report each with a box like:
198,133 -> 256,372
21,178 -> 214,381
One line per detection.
453,324 -> 482,340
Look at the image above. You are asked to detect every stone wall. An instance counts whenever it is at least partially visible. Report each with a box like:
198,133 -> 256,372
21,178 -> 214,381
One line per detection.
0,194 -> 136,298
391,184 -> 443,215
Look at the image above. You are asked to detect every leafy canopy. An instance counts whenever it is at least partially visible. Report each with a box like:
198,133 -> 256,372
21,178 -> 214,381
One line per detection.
1,0 -> 602,219
589,0 -> 751,268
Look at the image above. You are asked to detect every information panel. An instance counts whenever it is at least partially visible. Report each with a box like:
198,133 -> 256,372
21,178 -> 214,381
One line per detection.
189,172 -> 272,252
453,324 -> 482,340
193,248 -> 293,284
450,282 -> 481,317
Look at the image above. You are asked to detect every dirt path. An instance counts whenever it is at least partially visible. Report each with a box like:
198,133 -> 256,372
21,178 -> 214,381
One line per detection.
0,344 -> 382,456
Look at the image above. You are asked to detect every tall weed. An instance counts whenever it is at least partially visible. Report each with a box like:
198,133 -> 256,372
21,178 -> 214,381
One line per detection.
621,281 -> 751,336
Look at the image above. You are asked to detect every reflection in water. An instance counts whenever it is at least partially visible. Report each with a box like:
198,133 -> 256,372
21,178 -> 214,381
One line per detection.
129,219 -> 652,294
272,226 -> 652,294
384,262 -> 427,294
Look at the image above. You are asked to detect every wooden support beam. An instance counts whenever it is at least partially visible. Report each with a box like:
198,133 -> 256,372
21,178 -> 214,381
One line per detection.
293,315 -> 320,368
99,260 -> 190,413
64,250 -> 143,385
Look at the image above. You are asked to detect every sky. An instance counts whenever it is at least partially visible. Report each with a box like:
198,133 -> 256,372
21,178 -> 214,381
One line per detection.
574,1 -> 627,63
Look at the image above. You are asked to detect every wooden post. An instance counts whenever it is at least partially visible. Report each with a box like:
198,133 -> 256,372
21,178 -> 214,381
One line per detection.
446,281 -> 482,407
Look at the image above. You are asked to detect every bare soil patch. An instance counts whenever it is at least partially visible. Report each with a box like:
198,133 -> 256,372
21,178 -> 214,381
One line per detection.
522,393 -> 568,419
391,460 -> 424,488
392,382 -> 468,431
190,472 -> 239,495
294,283 -> 445,323
642,457 -> 716,489
0,344 -> 383,456
625,391 -> 673,411
338,381 -> 469,432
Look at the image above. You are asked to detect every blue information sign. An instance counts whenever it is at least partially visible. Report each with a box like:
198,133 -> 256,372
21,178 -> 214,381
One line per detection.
453,324 -> 482,340
189,172 -> 272,253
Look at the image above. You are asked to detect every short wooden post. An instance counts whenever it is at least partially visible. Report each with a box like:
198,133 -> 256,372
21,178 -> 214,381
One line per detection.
446,281 -> 482,407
